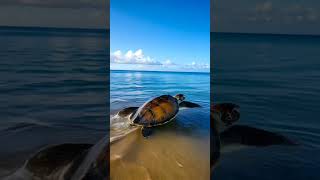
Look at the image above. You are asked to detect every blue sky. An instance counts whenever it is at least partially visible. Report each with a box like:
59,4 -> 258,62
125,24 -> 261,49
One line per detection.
110,0 -> 210,72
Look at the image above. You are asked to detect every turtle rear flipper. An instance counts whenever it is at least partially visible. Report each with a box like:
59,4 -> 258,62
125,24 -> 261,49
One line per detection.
179,101 -> 201,108
117,107 -> 139,118
221,125 -> 297,147
141,126 -> 153,138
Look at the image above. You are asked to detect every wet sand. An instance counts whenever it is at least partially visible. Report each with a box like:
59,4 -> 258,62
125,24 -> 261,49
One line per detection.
110,126 -> 210,180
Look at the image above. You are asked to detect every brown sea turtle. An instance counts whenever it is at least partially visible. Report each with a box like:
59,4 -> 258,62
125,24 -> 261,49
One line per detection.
117,94 -> 201,137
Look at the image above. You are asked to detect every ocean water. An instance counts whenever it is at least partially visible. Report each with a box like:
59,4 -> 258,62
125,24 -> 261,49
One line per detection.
0,27 -> 108,177
4,27 -> 319,180
110,70 -> 210,179
212,33 -> 320,180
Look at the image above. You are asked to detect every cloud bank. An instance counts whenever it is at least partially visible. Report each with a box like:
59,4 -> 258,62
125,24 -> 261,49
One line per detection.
0,0 -> 106,9
110,49 -> 209,72
111,49 -> 161,65
250,2 -> 318,24
212,0 -> 320,34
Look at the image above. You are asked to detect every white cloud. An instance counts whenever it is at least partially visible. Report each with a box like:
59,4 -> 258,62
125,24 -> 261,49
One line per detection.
162,59 -> 175,66
134,49 -> 143,58
111,49 -> 161,65
255,2 -> 273,13
250,2 -> 319,24
285,5 -> 318,22
113,50 -> 121,59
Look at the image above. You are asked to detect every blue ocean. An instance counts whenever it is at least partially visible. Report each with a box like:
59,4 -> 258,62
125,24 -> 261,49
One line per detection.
212,33 -> 320,180
110,70 -> 210,179
0,27 -> 108,177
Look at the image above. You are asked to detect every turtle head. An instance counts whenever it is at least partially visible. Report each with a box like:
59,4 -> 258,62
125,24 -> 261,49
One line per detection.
174,94 -> 185,103
211,103 -> 240,133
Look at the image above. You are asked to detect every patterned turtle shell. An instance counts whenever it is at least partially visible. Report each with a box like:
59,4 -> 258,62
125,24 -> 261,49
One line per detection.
130,95 -> 179,126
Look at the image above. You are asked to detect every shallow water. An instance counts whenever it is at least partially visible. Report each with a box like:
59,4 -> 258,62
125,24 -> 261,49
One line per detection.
110,70 -> 210,180
0,27 -> 108,178
212,33 -> 320,180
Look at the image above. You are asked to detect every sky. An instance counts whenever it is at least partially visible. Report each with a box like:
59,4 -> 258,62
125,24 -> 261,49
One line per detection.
212,0 -> 320,35
110,0 -> 210,72
0,0 -> 108,29
0,0 -> 319,34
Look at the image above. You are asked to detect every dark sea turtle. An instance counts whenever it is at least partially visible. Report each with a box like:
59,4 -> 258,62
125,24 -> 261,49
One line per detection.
5,136 -> 109,180
117,94 -> 201,137
211,103 -> 296,172
211,103 -> 240,170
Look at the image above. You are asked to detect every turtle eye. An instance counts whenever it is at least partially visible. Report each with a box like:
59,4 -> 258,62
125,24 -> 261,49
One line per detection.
227,114 -> 232,121
231,109 -> 240,121
222,113 -> 232,125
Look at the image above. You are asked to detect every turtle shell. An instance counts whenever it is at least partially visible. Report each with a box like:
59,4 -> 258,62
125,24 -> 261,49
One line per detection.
130,95 -> 179,127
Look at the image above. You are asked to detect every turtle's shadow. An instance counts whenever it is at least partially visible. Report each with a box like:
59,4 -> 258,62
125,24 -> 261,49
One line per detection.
151,116 -> 206,137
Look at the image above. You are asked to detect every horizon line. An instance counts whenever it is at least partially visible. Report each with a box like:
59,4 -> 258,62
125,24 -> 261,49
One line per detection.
0,25 -> 108,32
110,69 -> 209,74
1,26 -> 319,36
211,31 -> 320,37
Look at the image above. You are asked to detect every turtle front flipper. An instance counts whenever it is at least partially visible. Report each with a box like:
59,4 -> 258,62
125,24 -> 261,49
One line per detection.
179,101 -> 201,108
141,126 -> 153,138
117,107 -> 139,118
23,144 -> 92,179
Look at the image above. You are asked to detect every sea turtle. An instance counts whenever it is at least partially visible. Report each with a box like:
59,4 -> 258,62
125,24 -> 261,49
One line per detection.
5,136 -> 109,180
211,103 -> 296,172
116,94 -> 201,137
